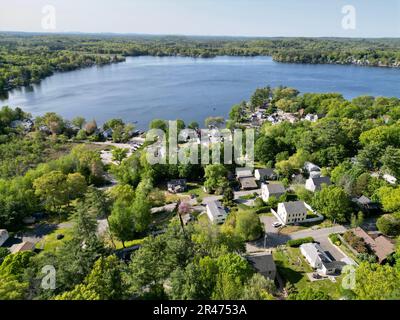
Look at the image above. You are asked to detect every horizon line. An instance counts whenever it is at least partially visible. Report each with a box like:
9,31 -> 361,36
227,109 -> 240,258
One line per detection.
1,30 -> 400,40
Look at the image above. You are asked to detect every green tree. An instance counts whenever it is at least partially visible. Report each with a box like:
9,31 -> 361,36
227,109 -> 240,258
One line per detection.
71,116 -> 86,129
354,262 -> 400,300
312,186 -> 351,223
112,148 -> 129,165
33,171 -> 68,212
255,135 -> 278,164
376,214 -> 400,236
204,164 -> 229,194
108,201 -> 135,248
241,273 -> 275,300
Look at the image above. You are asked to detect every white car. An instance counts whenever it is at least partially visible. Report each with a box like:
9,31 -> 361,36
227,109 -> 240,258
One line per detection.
272,222 -> 282,228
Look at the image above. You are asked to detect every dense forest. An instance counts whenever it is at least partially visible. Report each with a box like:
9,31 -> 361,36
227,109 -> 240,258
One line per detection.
1,33 -> 400,94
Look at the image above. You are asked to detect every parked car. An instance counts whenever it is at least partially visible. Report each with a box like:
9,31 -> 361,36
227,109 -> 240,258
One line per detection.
272,222 -> 282,228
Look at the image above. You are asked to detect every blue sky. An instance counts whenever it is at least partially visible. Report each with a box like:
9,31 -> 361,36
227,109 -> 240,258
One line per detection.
0,0 -> 399,37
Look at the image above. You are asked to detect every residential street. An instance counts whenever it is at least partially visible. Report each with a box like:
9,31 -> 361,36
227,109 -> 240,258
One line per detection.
258,215 -> 348,261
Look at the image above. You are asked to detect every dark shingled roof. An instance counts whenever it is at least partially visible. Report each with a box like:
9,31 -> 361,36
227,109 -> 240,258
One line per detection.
265,183 -> 285,194
310,176 -> 331,188
246,253 -> 276,273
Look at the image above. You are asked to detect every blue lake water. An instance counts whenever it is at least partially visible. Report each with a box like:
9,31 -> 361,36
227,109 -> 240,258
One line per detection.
1,56 -> 400,129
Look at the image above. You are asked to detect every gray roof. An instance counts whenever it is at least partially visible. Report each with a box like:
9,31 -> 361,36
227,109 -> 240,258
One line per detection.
246,253 -> 276,273
264,183 -> 285,195
357,195 -> 372,205
207,200 -> 228,219
282,201 -> 307,214
239,177 -> 258,189
236,167 -> 253,178
309,176 -> 331,188
256,168 -> 276,176
300,242 -> 331,265
167,179 -> 187,186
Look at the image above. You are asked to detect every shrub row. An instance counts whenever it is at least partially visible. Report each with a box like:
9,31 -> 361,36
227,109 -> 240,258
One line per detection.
287,237 -> 314,247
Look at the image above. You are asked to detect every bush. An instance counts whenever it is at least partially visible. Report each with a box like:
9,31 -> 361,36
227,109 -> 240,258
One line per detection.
343,231 -> 369,254
287,237 -> 314,247
376,214 -> 400,237
329,233 -> 341,245
255,206 -> 272,214
253,197 -> 265,208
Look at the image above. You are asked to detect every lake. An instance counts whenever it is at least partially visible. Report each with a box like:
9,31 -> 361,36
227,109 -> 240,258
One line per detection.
1,56 -> 400,129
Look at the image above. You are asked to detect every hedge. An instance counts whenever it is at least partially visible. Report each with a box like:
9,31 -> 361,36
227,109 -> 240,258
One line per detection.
287,237 -> 315,247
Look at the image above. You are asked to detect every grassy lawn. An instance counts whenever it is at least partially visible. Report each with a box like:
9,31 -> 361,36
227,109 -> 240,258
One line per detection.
36,227 -> 74,252
151,210 -> 176,230
279,225 -> 307,234
273,247 -> 343,299
182,182 -> 209,202
113,237 -> 147,250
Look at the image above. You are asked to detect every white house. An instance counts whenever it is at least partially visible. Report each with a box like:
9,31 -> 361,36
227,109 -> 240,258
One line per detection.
206,200 -> 228,224
261,183 -> 285,202
304,114 -> 319,122
383,174 -> 397,185
0,229 -> 9,247
304,162 -> 321,175
300,243 -> 341,276
305,176 -> 331,192
276,201 -> 307,225
255,168 -> 277,181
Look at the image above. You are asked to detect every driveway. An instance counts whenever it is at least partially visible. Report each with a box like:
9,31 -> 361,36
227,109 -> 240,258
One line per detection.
257,216 -> 348,261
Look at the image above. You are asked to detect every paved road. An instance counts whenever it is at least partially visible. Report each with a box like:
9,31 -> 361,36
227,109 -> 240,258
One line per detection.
258,215 -> 348,261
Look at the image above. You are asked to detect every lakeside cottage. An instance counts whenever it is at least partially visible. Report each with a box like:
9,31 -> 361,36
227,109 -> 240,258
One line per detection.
206,200 -> 228,224
261,183 -> 285,202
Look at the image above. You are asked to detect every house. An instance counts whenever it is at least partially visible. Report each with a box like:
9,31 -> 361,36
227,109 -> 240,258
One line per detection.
353,195 -> 380,214
383,174 -> 397,185
11,241 -> 35,254
102,128 -> 113,139
255,168 -> 277,181
304,114 -> 319,122
303,162 -> 321,176
239,177 -> 258,190
206,200 -> 228,224
235,167 -> 253,179
352,227 -> 395,263
235,167 -> 258,190
181,213 -> 195,226
300,243 -> 343,275
0,229 -> 9,247
246,252 -> 277,280
167,179 -> 187,193
10,119 -> 34,131
277,201 -> 307,225
261,183 -> 285,202
305,176 -> 331,192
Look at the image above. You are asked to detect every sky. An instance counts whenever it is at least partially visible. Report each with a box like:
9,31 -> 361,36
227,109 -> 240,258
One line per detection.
0,0 -> 399,37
